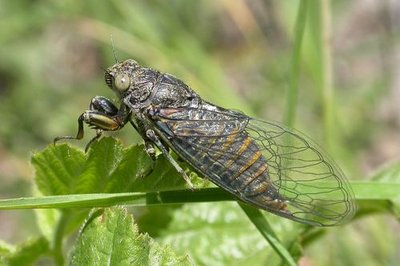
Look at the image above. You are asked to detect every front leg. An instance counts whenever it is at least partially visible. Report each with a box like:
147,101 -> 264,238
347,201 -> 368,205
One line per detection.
54,96 -> 130,151
129,117 -> 158,161
144,140 -> 156,161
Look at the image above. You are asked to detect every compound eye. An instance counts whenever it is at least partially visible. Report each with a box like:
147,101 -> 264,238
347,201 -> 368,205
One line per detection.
113,73 -> 131,92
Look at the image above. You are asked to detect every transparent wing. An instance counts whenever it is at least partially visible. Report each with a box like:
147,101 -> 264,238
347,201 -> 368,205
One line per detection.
154,107 -> 356,226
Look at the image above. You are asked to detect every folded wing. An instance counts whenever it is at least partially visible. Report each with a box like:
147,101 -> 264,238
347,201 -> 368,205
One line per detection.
153,107 -> 356,226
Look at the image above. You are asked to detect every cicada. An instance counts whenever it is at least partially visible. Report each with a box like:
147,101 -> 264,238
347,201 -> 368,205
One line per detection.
55,59 -> 355,226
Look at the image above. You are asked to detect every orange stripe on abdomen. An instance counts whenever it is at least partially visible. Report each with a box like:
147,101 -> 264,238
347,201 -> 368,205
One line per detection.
223,135 -> 253,169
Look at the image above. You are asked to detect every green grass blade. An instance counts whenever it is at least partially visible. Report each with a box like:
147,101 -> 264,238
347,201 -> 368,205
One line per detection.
284,0 -> 309,127
0,181 -> 398,209
0,188 -> 233,210
351,181 -> 400,200
239,203 -> 297,266
320,0 -> 334,150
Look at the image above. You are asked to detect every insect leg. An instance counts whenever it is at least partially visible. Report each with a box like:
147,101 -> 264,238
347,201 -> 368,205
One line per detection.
129,120 -> 157,161
144,141 -> 156,161
146,129 -> 194,189
125,119 -> 157,177
53,112 -> 87,144
84,129 -> 103,152
54,96 -> 130,151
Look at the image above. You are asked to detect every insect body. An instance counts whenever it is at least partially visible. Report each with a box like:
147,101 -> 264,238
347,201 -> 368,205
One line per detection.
55,59 -> 355,226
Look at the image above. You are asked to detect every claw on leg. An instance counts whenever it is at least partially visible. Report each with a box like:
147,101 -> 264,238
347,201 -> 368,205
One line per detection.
179,169 -> 195,191
144,141 -> 156,161
84,130 -> 103,152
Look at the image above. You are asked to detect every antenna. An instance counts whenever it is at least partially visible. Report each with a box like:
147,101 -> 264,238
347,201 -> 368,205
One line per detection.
110,35 -> 119,63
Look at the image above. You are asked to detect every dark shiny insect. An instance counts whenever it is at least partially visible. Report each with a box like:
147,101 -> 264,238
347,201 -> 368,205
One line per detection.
55,59 -> 355,226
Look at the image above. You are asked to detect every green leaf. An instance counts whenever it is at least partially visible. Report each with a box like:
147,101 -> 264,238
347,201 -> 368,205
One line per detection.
30,138 -> 191,265
1,237 -> 49,266
31,137 -> 188,196
157,202 -> 294,266
135,155 -> 186,192
135,205 -> 181,237
32,142 -> 85,195
34,208 -> 60,242
70,207 -> 192,266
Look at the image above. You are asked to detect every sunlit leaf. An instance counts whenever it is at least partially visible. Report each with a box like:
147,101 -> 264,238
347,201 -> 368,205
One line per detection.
70,207 -> 192,266
157,202 -> 289,266
31,137 -> 189,196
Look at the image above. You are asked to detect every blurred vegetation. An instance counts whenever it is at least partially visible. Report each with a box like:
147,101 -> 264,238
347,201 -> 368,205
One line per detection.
0,0 -> 399,265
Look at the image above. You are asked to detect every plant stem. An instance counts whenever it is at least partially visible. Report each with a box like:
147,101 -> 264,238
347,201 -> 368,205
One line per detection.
53,211 -> 69,265
239,203 -> 297,266
284,0 -> 309,128
0,182 -> 398,210
320,0 -> 334,150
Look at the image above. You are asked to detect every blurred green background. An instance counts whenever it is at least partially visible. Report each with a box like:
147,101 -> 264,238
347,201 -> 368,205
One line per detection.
0,0 -> 399,265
